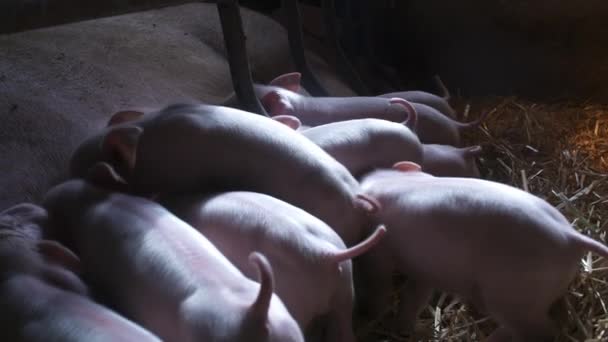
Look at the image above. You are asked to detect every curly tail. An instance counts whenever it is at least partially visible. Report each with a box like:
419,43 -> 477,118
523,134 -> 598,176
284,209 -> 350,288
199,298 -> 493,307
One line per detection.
248,252 -> 275,319
389,98 -> 418,132
331,225 -> 387,263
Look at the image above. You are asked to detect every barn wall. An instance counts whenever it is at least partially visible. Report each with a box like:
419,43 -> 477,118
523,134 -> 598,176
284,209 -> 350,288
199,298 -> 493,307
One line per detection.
373,0 -> 608,101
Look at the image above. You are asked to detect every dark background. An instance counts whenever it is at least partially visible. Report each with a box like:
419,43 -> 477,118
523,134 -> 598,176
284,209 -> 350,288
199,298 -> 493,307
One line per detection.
246,0 -> 608,102
3,0 -> 608,102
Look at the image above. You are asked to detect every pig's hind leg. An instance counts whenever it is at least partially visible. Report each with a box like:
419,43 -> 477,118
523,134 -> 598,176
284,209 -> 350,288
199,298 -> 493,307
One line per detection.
352,249 -> 395,320
323,264 -> 358,342
393,279 -> 434,334
482,287 -> 557,342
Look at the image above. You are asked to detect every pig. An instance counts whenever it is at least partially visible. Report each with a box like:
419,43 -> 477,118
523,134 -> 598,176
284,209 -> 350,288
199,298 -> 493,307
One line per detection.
160,191 -> 386,342
283,118 -> 423,178
421,144 -> 482,177
70,104 -> 379,245
357,162 -> 608,342
0,204 -> 161,342
377,75 -> 456,118
256,73 -> 486,146
42,179 -> 304,342
254,74 -> 418,127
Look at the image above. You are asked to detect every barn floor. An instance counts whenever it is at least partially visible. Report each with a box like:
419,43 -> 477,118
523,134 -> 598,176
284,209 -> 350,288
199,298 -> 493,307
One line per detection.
356,97 -> 608,341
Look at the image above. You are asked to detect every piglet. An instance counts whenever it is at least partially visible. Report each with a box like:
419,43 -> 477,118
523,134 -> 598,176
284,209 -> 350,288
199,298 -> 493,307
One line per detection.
255,74 -> 418,127
257,73 -> 485,146
43,179 -> 304,342
70,103 -> 379,245
282,118 -> 423,178
358,162 -> 608,342
161,191 -> 386,342
0,204 -> 161,342
421,144 -> 482,178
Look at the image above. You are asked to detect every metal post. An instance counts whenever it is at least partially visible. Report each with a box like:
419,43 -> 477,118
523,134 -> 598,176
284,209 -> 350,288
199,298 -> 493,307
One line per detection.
321,0 -> 369,95
282,0 -> 328,96
217,0 -> 268,116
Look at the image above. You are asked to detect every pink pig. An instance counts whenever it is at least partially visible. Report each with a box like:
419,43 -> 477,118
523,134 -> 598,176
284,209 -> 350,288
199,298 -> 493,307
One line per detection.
43,179 -> 304,342
286,118 -> 423,178
0,204 -> 161,342
357,162 -> 608,342
160,191 -> 386,342
69,104 -> 379,245
255,73 -> 417,127
257,73 -> 487,146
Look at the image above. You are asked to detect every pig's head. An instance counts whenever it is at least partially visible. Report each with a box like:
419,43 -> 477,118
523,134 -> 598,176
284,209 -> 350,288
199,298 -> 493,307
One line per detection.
70,110 -> 146,181
222,72 -> 310,111
258,73 -> 305,117
183,252 -> 304,342
0,203 -> 87,295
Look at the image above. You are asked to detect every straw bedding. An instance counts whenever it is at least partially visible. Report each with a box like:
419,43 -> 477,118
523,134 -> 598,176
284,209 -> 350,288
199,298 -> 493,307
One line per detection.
357,97 -> 608,341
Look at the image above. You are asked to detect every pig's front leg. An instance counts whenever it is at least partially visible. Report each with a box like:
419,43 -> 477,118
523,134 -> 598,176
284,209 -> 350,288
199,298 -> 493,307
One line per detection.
217,0 -> 268,116
282,0 -> 328,96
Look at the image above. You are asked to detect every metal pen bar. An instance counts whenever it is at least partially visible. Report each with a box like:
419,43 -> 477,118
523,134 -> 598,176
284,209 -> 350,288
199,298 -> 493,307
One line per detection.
217,0 -> 268,116
321,0 -> 369,95
282,0 -> 328,96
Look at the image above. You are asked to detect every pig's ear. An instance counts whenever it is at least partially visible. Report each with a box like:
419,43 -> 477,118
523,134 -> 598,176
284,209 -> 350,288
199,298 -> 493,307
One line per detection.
389,98 -> 418,132
101,126 -> 142,173
107,110 -> 144,126
354,194 -> 381,214
393,161 -> 422,172
37,239 -> 82,275
42,265 -> 89,296
86,162 -> 128,190
272,115 -> 301,130
269,72 -> 301,93
248,252 -> 274,320
462,145 -> 483,156
260,90 -> 293,116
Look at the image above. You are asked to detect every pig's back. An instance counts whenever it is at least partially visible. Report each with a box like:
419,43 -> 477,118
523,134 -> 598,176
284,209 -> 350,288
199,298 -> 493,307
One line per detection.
132,105 -> 360,239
